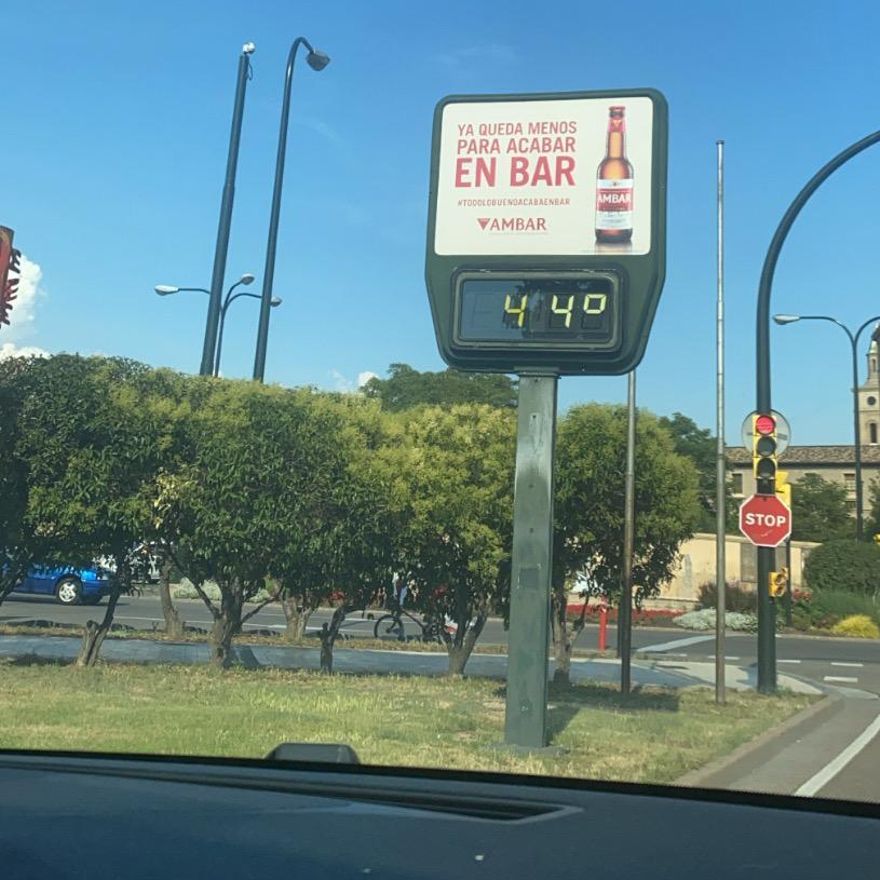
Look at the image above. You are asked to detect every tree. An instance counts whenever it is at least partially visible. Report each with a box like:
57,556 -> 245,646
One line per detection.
0,356 -> 39,605
270,394 -> 397,669
154,380 -> 371,668
551,404 -> 701,684
791,473 -> 852,542
12,355 -> 171,665
376,404 -> 516,675
862,477 -> 880,542
362,363 -> 517,411
658,412 -> 736,533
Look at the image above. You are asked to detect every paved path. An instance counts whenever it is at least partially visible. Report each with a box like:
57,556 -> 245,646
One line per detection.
0,632 -> 820,694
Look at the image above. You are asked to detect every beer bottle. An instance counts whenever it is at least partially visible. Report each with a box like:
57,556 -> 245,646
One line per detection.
595,106 -> 633,243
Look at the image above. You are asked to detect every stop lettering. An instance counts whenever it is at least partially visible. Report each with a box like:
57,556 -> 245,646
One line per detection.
739,494 -> 792,548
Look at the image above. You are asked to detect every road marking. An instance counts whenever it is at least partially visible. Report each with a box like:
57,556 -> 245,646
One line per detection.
823,676 -> 859,683
778,659 -> 801,664
637,635 -> 715,653
794,712 -> 880,797
707,655 -> 740,661
830,662 -> 864,668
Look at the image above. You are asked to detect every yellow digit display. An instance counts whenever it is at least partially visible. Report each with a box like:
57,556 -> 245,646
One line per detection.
503,292 -> 529,328
551,294 -> 574,328
584,293 -> 607,315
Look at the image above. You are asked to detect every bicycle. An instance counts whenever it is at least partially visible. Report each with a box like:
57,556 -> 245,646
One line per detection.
372,607 -> 446,643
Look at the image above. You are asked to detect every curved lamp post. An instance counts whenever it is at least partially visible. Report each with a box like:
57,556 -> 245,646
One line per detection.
155,273 -> 279,375
753,127 -> 880,694
252,37 -> 330,383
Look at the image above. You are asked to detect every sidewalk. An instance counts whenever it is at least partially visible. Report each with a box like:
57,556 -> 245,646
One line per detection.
0,633 -> 820,693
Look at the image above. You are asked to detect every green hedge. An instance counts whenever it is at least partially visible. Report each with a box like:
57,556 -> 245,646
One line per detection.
803,539 -> 880,597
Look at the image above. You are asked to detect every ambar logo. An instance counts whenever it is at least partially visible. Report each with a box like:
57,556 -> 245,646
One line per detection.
477,217 -> 547,232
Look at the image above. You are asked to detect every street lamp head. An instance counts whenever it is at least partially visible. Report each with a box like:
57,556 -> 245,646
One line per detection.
242,42 -> 256,55
270,297 -> 282,307
773,314 -> 801,325
239,273 -> 256,286
154,285 -> 179,295
306,49 -> 330,71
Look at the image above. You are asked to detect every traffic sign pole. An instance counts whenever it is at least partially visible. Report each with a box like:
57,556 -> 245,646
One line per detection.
504,374 -> 557,748
757,546 -> 777,693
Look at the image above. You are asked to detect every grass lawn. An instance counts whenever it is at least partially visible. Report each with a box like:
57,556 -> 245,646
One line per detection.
0,660 -> 813,783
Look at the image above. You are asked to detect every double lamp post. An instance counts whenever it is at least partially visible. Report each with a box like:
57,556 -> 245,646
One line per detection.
773,313 -> 880,539
157,37 -> 329,381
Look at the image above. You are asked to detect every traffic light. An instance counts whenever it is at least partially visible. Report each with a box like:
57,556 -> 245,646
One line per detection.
775,469 -> 791,507
753,413 -> 778,494
769,567 -> 788,598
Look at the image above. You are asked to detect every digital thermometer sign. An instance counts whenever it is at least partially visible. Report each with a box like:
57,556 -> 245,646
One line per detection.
454,272 -> 620,352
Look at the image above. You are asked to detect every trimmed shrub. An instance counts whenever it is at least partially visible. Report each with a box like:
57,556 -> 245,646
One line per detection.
803,539 -> 880,597
831,615 -> 880,639
697,581 -> 757,613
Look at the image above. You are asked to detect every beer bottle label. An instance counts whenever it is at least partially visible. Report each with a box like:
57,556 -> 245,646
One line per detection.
595,178 -> 633,230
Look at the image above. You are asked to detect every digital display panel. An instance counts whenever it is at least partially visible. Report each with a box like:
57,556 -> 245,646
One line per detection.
455,273 -> 620,351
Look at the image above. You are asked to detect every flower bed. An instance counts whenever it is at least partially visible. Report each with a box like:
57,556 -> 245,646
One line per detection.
565,604 -> 684,627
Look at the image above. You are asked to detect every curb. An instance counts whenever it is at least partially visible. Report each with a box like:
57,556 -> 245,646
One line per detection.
674,690 -> 842,789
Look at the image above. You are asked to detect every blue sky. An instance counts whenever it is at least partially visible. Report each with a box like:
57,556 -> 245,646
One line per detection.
4,0 -> 880,443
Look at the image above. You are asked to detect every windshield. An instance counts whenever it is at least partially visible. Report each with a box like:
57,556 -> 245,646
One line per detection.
1,0 -> 879,807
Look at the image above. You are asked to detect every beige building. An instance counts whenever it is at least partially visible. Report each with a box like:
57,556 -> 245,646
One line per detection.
726,337 -> 880,522
654,532 -> 817,609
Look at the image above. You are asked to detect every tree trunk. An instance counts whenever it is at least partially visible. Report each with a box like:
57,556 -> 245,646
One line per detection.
550,589 -> 572,687
319,605 -> 348,674
281,596 -> 311,642
445,612 -> 485,676
209,587 -> 243,669
76,587 -> 121,667
158,557 -> 185,639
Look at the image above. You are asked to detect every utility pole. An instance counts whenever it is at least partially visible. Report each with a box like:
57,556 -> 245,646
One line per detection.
715,140 -> 726,705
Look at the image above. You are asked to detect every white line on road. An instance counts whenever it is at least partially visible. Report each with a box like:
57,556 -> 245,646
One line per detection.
823,676 -> 859,683
830,662 -> 864,668
778,659 -> 801,664
794,713 -> 880,797
707,655 -> 740,661
638,635 -> 715,653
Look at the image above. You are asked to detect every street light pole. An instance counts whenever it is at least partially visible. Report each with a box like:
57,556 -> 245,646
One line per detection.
774,313 -> 880,539
215,291 -> 282,377
200,42 -> 255,377
252,37 -> 330,383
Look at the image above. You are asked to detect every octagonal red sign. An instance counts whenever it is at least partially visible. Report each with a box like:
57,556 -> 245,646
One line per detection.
739,494 -> 792,548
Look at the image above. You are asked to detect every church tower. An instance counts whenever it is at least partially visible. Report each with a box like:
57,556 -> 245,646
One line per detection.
858,330 -> 880,446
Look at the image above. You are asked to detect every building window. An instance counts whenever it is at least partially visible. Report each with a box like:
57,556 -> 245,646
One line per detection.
871,422 -> 878,444
844,473 -> 856,493
847,499 -> 858,516
730,473 -> 743,495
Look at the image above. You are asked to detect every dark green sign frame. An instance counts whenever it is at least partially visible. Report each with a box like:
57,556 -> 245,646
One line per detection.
425,88 -> 668,375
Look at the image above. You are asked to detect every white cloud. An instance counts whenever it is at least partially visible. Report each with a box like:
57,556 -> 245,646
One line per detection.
7,254 -> 44,328
329,369 -> 379,394
330,369 -> 353,393
0,342 -> 49,360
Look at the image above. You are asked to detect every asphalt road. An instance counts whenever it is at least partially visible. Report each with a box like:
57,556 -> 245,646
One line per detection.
4,593 -> 880,683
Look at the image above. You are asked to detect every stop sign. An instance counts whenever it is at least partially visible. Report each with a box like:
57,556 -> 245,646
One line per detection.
739,494 -> 792,547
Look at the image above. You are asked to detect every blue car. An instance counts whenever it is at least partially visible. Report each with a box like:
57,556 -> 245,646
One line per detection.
11,564 -> 113,606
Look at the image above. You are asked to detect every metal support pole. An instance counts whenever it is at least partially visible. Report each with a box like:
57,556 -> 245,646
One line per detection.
504,374 -> 557,748
200,45 -> 253,377
715,140 -> 726,705
851,338 -> 865,539
755,129 -> 880,693
784,539 -> 793,627
620,370 -> 636,696
253,37 -> 312,383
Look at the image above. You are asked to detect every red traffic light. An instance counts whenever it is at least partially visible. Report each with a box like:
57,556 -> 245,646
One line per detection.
755,414 -> 776,435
